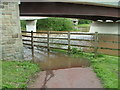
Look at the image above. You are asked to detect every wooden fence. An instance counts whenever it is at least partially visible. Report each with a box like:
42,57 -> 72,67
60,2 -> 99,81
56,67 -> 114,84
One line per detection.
22,31 -> 120,57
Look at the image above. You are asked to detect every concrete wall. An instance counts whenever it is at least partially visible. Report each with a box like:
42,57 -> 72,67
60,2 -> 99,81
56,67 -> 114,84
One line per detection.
89,21 -> 119,34
0,2 -> 23,60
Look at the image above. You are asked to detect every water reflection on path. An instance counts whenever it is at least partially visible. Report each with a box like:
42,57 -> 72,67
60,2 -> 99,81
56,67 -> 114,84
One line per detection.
24,47 -> 90,71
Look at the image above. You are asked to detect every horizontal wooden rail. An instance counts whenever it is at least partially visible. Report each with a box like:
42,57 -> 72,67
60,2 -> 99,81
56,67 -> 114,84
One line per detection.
33,41 -> 47,44
34,45 -> 48,48
70,39 -> 94,41
70,44 -> 94,48
98,40 -> 120,43
49,37 -> 68,40
49,47 -> 68,50
49,42 -> 68,45
22,31 -> 31,33
22,35 -> 31,37
99,47 -> 120,51
98,33 -> 120,36
22,39 -> 31,42
70,32 -> 95,35
22,31 -> 48,34
50,32 -> 68,34
22,31 -> 120,36
33,36 -> 47,39
33,32 -> 48,34
23,43 -> 31,46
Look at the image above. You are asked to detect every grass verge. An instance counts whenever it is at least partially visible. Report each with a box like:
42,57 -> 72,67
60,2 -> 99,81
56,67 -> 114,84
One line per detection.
2,61 -> 40,88
0,61 -> 2,89
51,48 -> 118,88
73,53 -> 118,88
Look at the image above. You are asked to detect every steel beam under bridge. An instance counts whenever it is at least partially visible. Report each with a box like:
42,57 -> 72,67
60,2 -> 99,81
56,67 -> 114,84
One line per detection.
20,2 -> 120,21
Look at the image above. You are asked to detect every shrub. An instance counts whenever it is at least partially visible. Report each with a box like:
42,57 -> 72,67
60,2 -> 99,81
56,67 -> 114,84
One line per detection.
70,48 -> 83,55
20,20 -> 26,30
78,19 -> 92,24
37,17 -> 75,31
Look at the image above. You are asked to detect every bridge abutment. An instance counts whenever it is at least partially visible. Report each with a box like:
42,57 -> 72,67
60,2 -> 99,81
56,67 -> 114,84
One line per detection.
0,1 -> 23,60
26,20 -> 37,32
89,21 -> 119,34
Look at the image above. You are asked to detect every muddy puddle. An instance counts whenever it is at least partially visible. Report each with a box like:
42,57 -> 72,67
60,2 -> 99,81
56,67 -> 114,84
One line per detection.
33,52 -> 90,71
24,47 -> 90,71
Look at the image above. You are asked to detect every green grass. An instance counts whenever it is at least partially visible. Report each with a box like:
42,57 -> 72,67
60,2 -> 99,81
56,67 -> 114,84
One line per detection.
52,49 -> 68,54
71,51 -> 118,88
2,61 -> 40,88
0,61 -> 2,88
80,54 -> 118,88
1,49 -> 118,88
77,24 -> 90,28
51,48 -> 118,88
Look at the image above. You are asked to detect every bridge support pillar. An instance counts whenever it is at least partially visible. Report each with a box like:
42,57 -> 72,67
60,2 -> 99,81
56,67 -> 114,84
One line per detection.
0,1 -> 23,60
89,21 -> 119,34
26,20 -> 37,32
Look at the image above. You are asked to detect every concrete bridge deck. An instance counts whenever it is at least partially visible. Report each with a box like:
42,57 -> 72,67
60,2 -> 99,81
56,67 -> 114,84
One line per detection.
20,1 -> 120,21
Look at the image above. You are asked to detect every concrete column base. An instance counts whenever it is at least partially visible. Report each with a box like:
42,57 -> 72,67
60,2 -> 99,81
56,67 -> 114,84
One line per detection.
26,20 -> 37,32
89,21 -> 119,34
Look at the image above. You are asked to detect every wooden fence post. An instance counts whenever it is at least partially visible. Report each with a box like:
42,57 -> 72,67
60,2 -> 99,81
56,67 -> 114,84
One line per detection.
94,32 -> 98,58
47,31 -> 50,52
68,31 -> 71,53
31,31 -> 34,61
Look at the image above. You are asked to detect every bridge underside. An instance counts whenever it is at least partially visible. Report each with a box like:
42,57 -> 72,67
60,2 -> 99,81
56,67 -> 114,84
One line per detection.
20,2 -> 120,21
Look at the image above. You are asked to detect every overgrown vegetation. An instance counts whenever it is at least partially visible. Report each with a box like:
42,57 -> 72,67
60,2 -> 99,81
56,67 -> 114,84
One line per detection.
2,61 -> 40,88
52,48 -> 118,88
20,20 -> 26,30
78,19 -> 92,24
37,17 -> 75,31
20,18 -> 92,31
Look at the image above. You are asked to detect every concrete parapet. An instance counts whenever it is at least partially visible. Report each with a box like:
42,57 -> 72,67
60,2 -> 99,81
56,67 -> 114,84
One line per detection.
90,21 -> 119,34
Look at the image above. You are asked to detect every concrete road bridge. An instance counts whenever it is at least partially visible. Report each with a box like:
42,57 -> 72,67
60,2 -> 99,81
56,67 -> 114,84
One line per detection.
19,0 -> 120,33
0,0 -> 120,60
